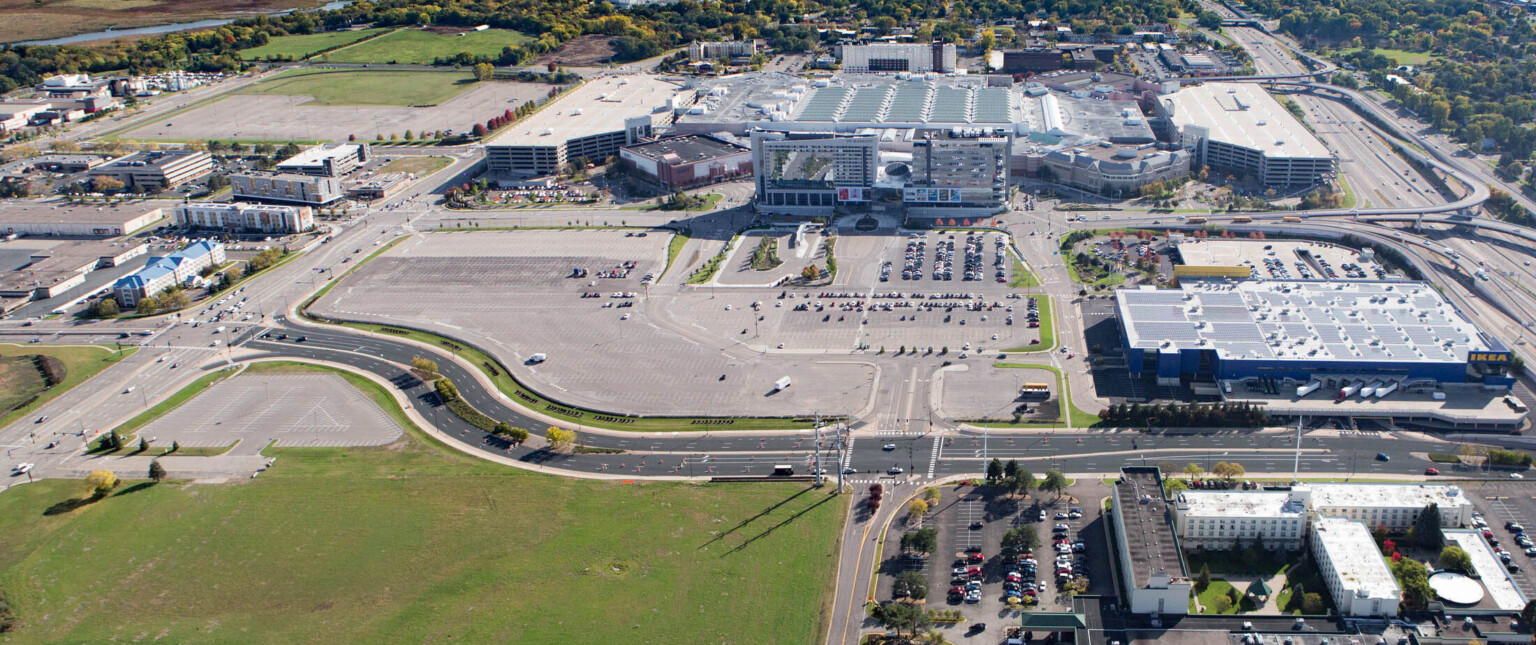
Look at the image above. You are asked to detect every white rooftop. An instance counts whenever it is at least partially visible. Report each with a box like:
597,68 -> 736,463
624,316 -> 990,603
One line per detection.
1312,517 -> 1401,602
1300,483 -> 1472,510
1116,280 -> 1496,363
1165,83 -> 1330,159
275,143 -> 364,170
1444,529 -> 1528,610
486,75 -> 681,147
1174,490 -> 1306,518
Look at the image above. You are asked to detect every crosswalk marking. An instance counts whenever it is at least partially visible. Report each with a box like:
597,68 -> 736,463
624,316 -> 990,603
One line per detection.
927,436 -> 942,478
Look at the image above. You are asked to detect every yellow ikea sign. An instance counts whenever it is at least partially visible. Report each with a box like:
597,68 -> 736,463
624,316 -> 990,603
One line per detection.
1469,352 -> 1510,363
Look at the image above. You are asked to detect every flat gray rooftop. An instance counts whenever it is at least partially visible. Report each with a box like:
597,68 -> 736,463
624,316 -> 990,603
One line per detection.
486,74 -> 681,147
1164,83 -> 1330,159
1116,280 -> 1495,363
1115,468 -> 1187,589
788,80 -> 1023,126
1043,94 -> 1156,142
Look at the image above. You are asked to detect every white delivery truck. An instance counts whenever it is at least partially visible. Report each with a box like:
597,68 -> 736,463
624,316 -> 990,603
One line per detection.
773,376 -> 792,392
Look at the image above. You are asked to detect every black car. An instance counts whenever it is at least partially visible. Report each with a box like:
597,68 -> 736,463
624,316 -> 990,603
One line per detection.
296,336 -> 307,342
968,623 -> 987,634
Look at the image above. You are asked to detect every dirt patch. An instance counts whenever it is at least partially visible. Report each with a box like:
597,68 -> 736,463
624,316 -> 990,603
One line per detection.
421,25 -> 476,36
0,0 -> 326,43
532,35 -> 618,67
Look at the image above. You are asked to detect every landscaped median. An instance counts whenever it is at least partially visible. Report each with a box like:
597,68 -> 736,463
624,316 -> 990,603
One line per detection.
1004,296 -> 1055,353
0,358 -> 848,644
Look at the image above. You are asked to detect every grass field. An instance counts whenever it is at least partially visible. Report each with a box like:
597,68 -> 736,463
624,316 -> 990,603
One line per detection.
1339,47 -> 1440,66
328,28 -> 534,64
0,344 -> 133,431
240,28 -> 389,60
0,362 -> 846,644
378,156 -> 452,176
0,355 -> 45,417
1005,297 -> 1054,352
239,70 -> 480,107
1193,580 -> 1242,614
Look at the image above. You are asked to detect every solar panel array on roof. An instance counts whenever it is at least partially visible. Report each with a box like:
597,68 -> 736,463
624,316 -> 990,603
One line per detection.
1116,281 -> 1498,364
973,88 -> 1014,123
797,87 -> 848,122
930,87 -> 971,123
842,86 -> 892,123
889,84 -> 932,122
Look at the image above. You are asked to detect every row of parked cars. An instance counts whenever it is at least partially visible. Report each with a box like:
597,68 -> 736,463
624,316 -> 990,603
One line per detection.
1475,512 -> 1532,571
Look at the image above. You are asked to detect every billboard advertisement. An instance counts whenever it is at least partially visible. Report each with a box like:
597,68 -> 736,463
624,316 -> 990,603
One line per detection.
903,187 -> 963,203
836,187 -> 869,202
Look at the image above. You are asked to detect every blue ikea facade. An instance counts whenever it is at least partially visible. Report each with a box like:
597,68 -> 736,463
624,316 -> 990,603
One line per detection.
1121,340 -> 1489,385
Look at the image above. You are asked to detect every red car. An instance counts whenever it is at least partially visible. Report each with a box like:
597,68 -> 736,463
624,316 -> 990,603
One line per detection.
1426,467 -> 1440,476
967,553 -> 984,563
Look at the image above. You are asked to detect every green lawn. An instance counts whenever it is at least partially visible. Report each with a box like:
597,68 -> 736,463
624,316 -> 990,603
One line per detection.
239,70 -> 480,107
1009,257 -> 1040,288
663,229 -> 691,279
1339,47 -> 1440,66
1195,580 -> 1242,614
328,28 -> 534,64
0,364 -> 846,644
378,156 -> 453,176
0,344 -> 134,431
240,28 -> 389,60
0,355 -> 46,417
1005,296 -> 1054,352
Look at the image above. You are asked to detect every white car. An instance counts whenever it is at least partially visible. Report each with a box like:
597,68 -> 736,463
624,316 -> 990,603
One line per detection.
1513,473 -> 1525,479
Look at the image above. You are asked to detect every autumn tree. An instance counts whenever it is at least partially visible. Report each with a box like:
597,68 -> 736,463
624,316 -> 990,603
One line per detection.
545,426 -> 576,450
85,470 -> 118,498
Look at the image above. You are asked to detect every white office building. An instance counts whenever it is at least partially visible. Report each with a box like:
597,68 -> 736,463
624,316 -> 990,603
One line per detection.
1310,517 -> 1401,617
275,143 -> 370,177
1297,483 -> 1472,532
1170,490 -> 1308,551
840,43 -> 957,73
231,173 -> 344,206
174,202 -> 314,235
1169,483 -> 1472,550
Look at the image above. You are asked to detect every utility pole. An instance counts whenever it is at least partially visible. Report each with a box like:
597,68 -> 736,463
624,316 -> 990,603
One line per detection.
813,412 -> 823,488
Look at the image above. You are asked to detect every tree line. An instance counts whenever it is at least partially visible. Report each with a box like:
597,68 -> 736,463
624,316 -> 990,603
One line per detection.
1099,401 -> 1269,428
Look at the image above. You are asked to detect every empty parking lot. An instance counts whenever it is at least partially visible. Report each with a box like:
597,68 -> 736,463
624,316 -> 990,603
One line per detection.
137,370 -> 403,454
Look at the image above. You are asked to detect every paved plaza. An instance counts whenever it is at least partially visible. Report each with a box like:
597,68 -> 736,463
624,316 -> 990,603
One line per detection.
138,372 -> 403,455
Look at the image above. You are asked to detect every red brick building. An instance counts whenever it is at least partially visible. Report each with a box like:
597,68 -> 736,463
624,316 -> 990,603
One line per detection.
619,135 -> 752,189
